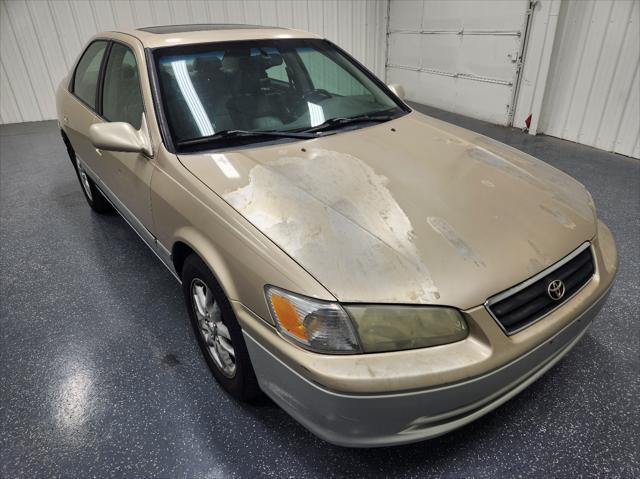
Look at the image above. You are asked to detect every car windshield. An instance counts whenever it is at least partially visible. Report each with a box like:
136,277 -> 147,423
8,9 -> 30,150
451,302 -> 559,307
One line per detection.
153,39 -> 405,149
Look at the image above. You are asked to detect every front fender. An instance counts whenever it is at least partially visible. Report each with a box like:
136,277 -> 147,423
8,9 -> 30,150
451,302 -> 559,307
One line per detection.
151,148 -> 333,322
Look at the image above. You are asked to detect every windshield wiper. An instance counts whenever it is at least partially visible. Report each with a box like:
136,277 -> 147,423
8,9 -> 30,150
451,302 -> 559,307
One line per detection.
176,111 -> 400,148
177,129 -> 318,147
301,112 -> 398,134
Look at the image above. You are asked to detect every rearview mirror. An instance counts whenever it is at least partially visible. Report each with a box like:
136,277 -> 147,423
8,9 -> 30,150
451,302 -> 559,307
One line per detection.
89,122 -> 151,156
387,83 -> 405,101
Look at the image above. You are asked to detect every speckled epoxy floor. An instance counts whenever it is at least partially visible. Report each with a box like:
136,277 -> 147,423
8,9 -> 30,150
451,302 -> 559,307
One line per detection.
1,105 -> 638,478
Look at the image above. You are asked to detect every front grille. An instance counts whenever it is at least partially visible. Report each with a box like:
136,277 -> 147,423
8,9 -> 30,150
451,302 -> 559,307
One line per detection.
486,243 -> 595,334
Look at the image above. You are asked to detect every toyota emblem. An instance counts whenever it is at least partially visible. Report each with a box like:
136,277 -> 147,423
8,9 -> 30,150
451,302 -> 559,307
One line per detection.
547,279 -> 566,301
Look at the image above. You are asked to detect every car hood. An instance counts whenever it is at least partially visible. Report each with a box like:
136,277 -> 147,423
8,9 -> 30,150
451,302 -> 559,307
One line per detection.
178,112 -> 596,309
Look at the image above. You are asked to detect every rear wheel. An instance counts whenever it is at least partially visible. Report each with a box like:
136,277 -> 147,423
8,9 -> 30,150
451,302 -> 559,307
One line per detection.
181,254 -> 261,401
73,156 -> 113,214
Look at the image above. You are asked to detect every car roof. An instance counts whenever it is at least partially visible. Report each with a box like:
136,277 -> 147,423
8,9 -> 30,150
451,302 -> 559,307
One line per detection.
108,24 -> 321,48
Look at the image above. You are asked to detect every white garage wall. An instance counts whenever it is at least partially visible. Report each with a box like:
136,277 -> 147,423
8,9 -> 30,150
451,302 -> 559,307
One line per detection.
386,0 -> 639,159
386,0 -> 530,125
538,0 -> 639,159
0,0 -> 388,125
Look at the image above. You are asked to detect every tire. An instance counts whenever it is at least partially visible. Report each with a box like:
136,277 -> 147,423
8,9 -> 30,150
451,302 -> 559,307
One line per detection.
61,132 -> 113,214
181,254 -> 261,401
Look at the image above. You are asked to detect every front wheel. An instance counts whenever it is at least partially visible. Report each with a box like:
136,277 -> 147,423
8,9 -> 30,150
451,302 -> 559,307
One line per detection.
181,254 -> 261,401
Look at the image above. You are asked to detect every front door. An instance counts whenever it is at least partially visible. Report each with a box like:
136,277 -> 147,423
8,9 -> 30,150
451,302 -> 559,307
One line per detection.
97,41 -> 155,234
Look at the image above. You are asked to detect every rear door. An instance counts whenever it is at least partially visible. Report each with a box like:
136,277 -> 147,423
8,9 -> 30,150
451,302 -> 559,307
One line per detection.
64,40 -> 109,179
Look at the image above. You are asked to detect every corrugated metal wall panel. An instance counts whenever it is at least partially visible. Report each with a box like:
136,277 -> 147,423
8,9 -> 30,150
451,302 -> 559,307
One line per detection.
0,0 -> 388,124
386,0 -> 529,125
539,0 -> 639,159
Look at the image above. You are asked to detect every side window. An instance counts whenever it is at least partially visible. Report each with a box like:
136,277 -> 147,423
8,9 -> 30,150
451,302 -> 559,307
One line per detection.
102,43 -> 144,129
73,41 -> 108,109
297,48 -> 367,97
266,61 -> 289,83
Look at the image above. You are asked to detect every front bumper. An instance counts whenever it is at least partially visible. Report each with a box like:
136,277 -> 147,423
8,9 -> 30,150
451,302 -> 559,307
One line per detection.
244,285 -> 611,447
237,220 -> 617,447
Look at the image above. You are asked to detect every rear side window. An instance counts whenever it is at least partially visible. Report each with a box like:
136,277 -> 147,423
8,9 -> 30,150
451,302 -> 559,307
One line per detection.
73,41 -> 108,109
102,43 -> 144,129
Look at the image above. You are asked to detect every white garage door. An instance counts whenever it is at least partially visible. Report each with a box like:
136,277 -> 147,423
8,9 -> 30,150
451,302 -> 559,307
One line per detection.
539,0 -> 640,159
386,0 -> 530,125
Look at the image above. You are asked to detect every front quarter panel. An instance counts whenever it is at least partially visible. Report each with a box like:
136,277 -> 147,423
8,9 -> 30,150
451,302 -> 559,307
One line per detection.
150,144 -> 334,321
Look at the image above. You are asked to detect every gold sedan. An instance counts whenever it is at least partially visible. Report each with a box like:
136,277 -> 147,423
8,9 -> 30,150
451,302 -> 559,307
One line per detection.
57,24 -> 618,447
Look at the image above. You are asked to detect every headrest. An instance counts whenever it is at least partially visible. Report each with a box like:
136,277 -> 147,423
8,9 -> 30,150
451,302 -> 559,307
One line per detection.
221,55 -> 239,73
121,65 -> 135,80
221,47 -> 251,73
194,56 -> 222,74
221,50 -> 283,74
260,52 -> 283,68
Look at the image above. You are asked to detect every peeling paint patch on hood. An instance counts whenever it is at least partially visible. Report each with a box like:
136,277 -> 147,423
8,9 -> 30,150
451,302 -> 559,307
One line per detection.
539,204 -> 577,230
427,217 -> 485,267
224,150 -> 440,303
466,140 -> 595,222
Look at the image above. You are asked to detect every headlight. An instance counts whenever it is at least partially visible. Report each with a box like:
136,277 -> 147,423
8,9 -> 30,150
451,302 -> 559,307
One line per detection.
346,305 -> 468,353
265,286 -> 361,354
265,286 -> 468,354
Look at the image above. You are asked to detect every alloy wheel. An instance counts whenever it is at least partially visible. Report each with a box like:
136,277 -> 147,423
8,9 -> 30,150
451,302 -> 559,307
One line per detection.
75,157 -> 93,201
191,278 -> 236,378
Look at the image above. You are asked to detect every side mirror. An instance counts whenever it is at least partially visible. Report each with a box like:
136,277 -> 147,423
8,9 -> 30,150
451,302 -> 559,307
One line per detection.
89,121 -> 151,156
387,83 -> 405,101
